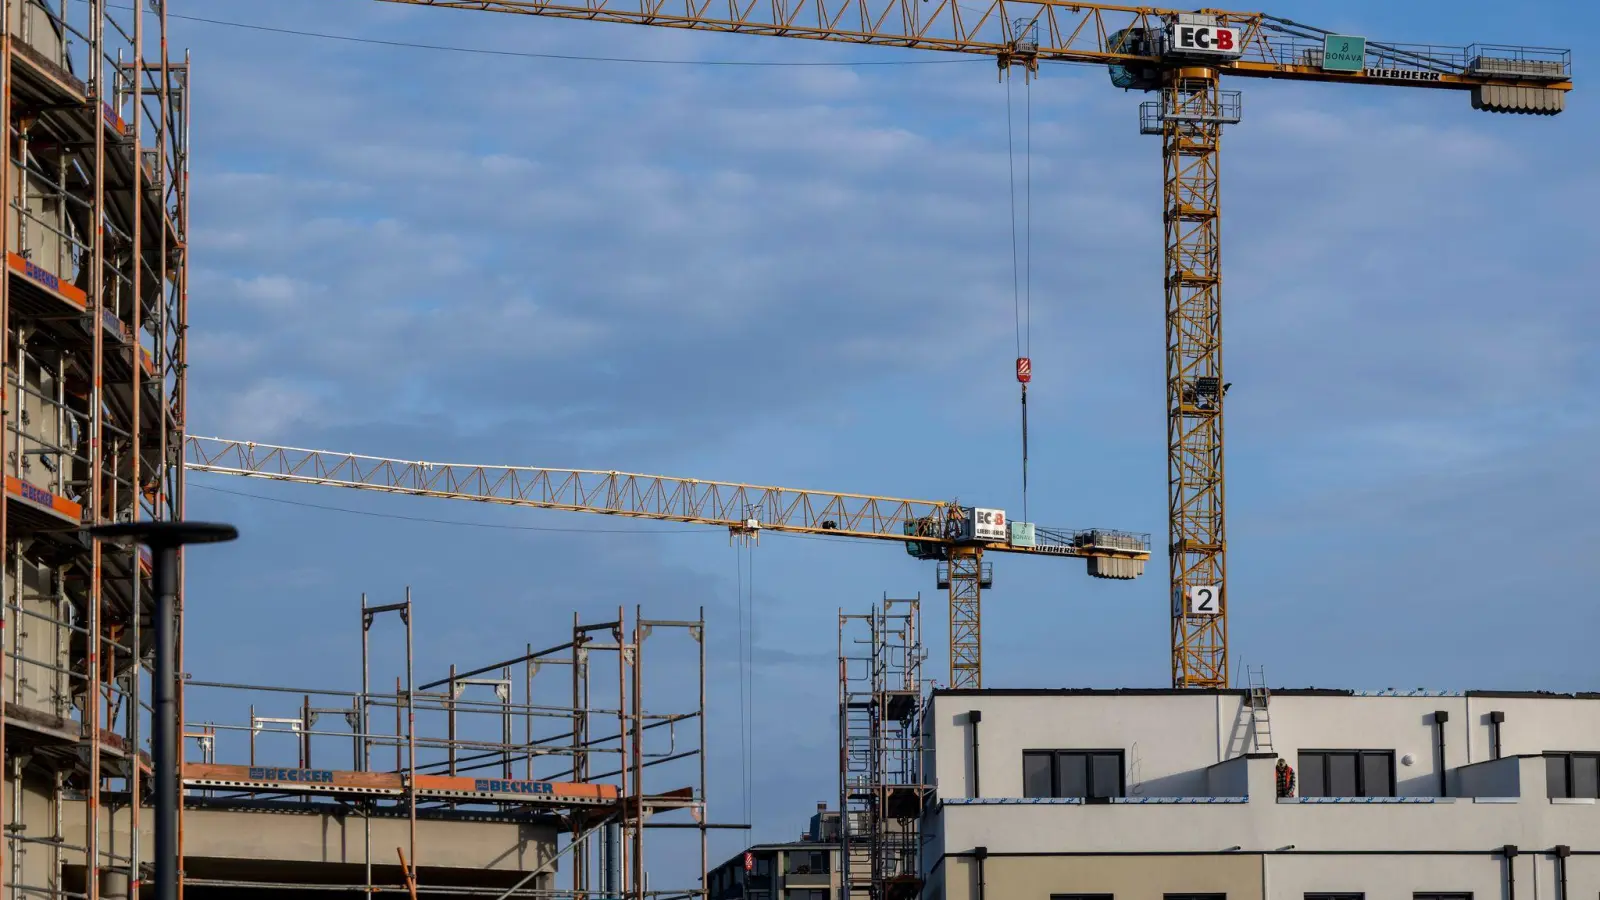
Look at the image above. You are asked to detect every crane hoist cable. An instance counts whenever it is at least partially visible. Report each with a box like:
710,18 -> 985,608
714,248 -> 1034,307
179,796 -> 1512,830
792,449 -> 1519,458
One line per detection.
744,540 -> 756,832
1005,68 -> 1034,523
734,545 -> 751,832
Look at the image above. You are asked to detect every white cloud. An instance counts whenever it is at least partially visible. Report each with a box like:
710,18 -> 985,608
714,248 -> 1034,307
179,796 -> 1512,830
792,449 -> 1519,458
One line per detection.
204,378 -> 323,441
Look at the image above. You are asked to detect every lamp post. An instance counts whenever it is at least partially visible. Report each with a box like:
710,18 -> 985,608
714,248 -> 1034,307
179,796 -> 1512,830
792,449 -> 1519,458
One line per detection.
87,521 -> 237,900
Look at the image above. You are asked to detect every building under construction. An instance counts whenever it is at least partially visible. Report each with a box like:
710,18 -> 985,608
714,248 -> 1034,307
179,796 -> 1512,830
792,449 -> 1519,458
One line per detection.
838,598 -> 931,900
176,597 -> 710,898
0,1 -> 189,898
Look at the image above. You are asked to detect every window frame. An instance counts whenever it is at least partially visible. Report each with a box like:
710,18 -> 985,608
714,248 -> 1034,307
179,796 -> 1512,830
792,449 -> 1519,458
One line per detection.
1297,749 -> 1396,798
1023,749 -> 1126,800
1544,751 -> 1600,799
1413,893 -> 1471,900
1306,894 -> 1364,900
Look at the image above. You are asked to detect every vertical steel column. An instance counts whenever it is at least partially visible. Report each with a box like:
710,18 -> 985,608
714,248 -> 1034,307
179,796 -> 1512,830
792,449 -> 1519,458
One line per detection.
500,665 -> 512,779
837,611 -> 847,900
613,607 -> 627,897
945,547 -> 983,689
524,642 -> 533,780
630,605 -> 643,900
569,616 -> 583,893
404,590 -> 416,882
87,0 -> 109,893
0,0 -> 12,891
127,0 -> 144,853
360,592 -> 370,770
170,42 -> 192,900
1162,67 -> 1229,689
446,664 -> 457,776
696,606 -> 707,900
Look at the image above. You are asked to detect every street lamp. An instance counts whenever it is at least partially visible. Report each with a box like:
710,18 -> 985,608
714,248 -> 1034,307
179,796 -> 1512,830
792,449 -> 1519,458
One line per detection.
87,521 -> 237,900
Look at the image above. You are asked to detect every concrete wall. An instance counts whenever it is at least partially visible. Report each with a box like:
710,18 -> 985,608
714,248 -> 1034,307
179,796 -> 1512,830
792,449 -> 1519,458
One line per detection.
181,808 -> 558,872
1457,755 -> 1527,798
1207,757 -> 1249,797
935,853 -> 1262,900
2,767 -> 69,899
9,1 -> 68,67
7,555 -> 72,719
926,691 -> 1600,900
39,793 -> 559,876
935,779 -> 1597,854
932,691 -> 1600,801
7,0 -> 80,280
937,694 -> 1226,799
933,851 -> 1600,900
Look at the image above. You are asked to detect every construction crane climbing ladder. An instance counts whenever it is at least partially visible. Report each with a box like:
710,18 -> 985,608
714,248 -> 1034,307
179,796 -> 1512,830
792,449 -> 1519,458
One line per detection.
183,436 -> 1150,689
372,0 -> 1572,688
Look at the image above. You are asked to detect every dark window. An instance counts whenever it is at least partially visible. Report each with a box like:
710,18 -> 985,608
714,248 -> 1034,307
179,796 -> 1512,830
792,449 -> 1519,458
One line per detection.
1362,753 -> 1394,797
785,851 -> 829,875
1166,894 -> 1226,900
1307,894 -> 1364,900
1022,750 -> 1124,799
1023,752 -> 1053,797
1300,754 -> 1324,798
1414,894 -> 1471,900
1053,895 -> 1115,900
1545,753 -> 1600,799
1298,751 -> 1395,797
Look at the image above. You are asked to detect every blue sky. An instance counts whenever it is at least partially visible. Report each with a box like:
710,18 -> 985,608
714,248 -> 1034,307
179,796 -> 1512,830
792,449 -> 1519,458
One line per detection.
173,0 -> 1596,879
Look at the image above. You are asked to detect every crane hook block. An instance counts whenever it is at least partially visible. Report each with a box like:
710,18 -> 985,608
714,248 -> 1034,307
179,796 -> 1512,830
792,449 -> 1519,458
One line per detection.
1016,357 -> 1032,384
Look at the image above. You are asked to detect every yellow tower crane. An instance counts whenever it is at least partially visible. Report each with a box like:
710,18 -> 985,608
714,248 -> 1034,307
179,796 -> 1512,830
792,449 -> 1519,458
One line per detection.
369,0 -> 1571,688
184,437 -> 1152,688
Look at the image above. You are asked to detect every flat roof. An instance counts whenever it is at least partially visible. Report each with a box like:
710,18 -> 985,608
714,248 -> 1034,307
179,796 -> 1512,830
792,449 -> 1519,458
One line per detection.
932,688 -> 1600,700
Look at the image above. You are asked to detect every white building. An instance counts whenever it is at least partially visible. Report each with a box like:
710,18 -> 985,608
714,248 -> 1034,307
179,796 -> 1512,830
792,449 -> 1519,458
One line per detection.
921,688 -> 1599,900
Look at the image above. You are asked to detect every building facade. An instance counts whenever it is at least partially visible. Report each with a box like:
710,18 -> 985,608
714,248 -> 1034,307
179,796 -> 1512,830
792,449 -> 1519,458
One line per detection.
710,803 -> 842,899
922,688 -> 1600,900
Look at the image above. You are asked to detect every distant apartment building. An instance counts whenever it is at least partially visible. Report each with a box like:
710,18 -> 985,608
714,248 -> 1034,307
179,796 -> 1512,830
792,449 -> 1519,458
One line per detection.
710,802 -> 842,899
921,687 -> 1600,900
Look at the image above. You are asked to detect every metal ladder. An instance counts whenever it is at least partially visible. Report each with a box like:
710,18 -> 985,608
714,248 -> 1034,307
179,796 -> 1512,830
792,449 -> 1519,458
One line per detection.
1246,665 -> 1274,753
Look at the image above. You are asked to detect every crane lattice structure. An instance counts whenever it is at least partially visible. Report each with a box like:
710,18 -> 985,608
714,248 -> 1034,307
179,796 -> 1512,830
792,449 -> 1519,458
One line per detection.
839,595 -> 929,900
183,436 -> 1150,689
374,0 -> 1572,688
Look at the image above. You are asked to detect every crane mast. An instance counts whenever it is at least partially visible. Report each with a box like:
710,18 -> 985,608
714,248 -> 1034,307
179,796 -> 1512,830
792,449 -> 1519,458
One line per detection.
372,0 -> 1570,688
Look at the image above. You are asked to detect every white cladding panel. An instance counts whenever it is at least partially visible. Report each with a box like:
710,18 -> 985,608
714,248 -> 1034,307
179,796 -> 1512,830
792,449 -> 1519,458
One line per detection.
935,785 -> 1599,853
930,691 -> 1600,801
932,693 -> 1226,799
924,689 -> 1600,885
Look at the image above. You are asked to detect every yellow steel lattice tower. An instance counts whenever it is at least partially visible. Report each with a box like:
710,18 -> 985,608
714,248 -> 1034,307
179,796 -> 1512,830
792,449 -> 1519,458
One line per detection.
1157,68 -> 1232,688
941,546 -> 987,689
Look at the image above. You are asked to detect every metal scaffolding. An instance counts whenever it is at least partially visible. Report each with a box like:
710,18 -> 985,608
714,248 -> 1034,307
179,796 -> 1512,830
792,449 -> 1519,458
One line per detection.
0,0 -> 189,898
837,596 -> 928,900
182,597 -> 710,899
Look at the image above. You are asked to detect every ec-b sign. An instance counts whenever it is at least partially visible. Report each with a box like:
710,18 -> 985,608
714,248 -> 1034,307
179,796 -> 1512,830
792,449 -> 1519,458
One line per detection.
1167,22 -> 1242,58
